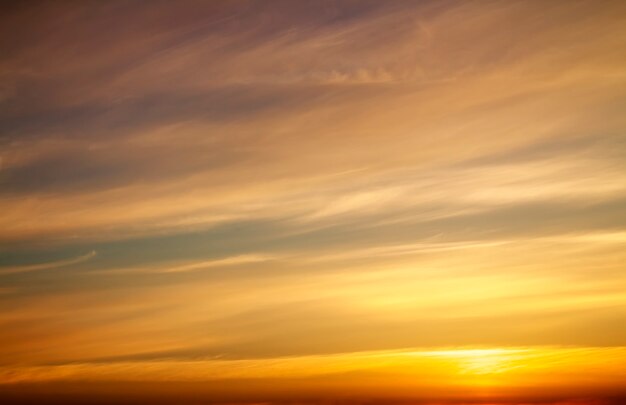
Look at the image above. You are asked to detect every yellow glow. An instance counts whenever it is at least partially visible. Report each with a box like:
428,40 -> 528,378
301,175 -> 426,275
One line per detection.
413,348 -> 527,375
2,346 -> 625,386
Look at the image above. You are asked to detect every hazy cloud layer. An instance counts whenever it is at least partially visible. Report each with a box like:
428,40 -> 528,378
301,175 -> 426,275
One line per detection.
1,0 -> 625,403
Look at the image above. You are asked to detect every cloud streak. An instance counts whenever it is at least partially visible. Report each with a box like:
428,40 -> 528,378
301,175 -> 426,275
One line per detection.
0,251 -> 97,275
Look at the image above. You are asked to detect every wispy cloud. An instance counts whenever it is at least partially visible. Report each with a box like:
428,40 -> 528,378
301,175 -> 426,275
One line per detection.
0,1 -> 625,403
0,251 -> 96,275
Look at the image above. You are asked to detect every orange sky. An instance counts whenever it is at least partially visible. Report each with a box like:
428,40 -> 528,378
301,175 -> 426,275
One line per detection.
1,1 -> 625,404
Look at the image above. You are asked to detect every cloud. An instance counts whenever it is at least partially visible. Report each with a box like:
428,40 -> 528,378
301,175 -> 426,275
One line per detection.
0,251 -> 96,275
0,1 -> 625,402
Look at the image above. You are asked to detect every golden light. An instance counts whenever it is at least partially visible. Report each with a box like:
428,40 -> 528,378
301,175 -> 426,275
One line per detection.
415,348 -> 528,375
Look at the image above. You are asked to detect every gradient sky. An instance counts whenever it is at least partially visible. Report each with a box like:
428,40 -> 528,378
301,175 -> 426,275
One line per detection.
1,1 -> 626,404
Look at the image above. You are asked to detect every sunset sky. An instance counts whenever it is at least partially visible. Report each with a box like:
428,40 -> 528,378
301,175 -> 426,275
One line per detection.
1,1 -> 626,404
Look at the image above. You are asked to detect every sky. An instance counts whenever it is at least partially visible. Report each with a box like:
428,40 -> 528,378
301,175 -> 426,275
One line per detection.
1,0 -> 626,404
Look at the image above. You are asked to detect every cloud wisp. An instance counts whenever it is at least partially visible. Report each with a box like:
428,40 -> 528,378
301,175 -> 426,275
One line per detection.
0,251 -> 97,275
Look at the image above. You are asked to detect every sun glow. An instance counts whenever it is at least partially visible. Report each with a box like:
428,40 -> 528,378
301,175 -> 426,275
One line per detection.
415,348 -> 528,375
1,346 -> 625,402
